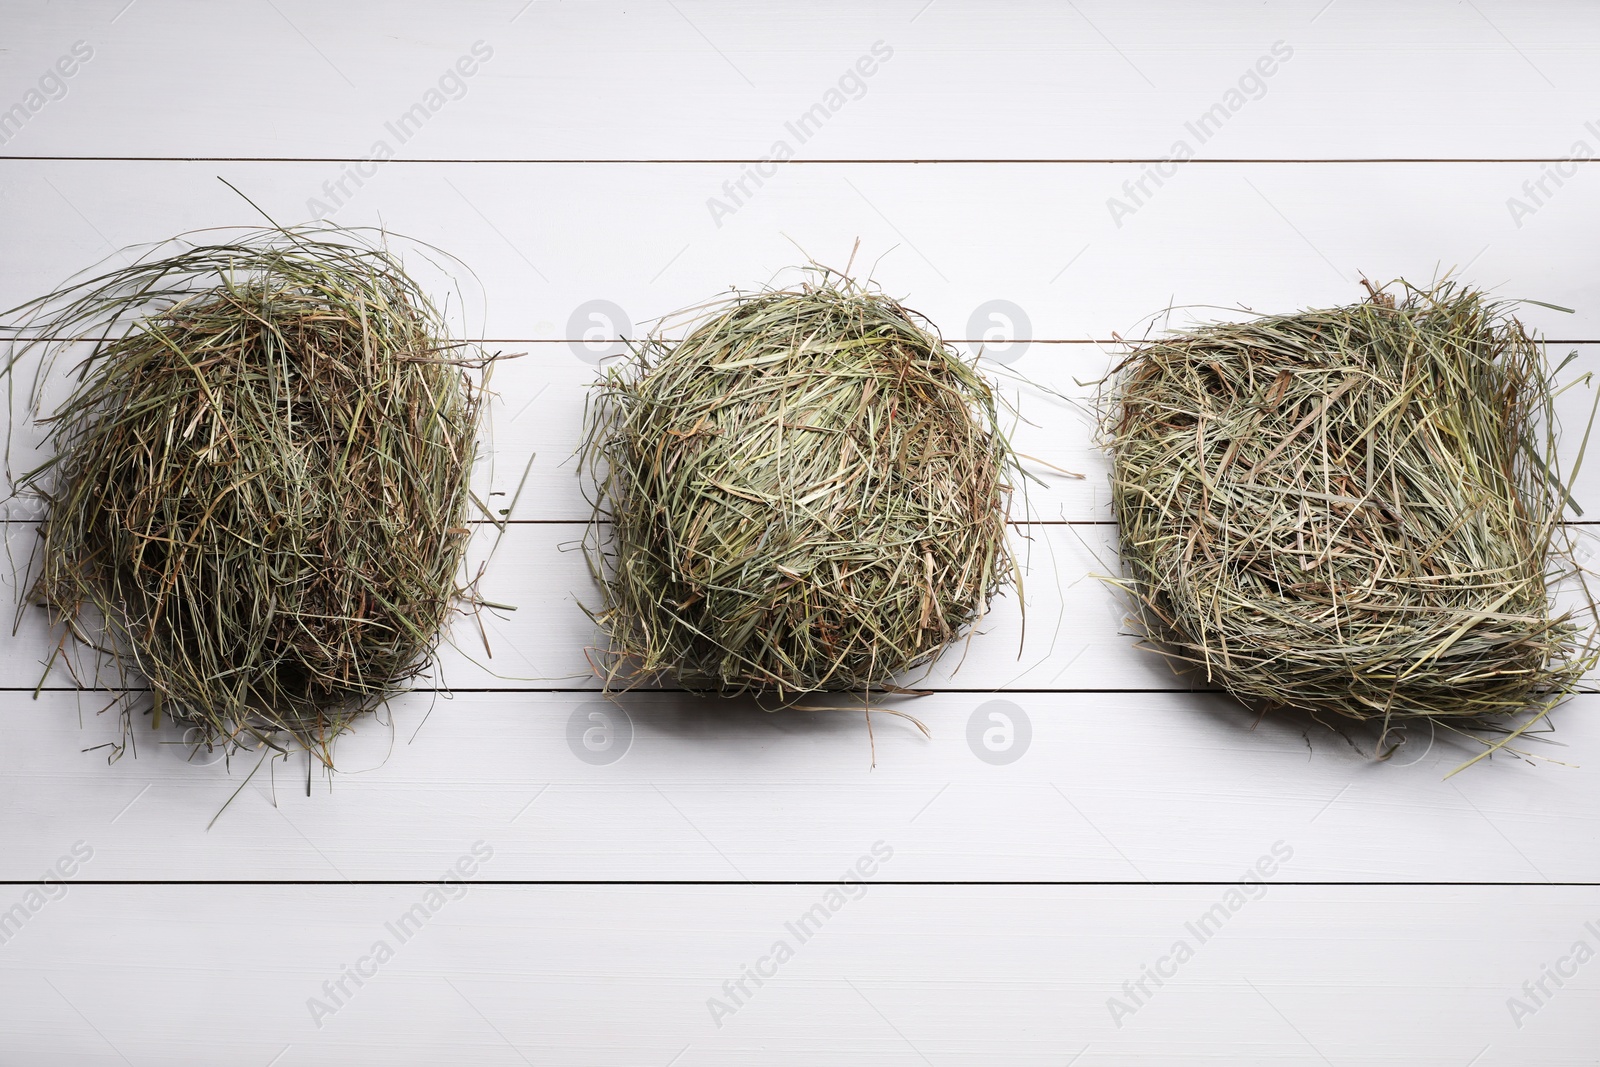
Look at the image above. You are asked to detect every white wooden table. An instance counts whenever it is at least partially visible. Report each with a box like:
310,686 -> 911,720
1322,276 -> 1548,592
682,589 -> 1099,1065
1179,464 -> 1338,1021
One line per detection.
2,1 -> 1598,1062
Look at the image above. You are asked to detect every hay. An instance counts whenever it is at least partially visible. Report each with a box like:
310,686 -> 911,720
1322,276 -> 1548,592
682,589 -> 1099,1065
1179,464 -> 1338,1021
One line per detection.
1103,279 -> 1598,749
581,270 -> 1019,699
3,225 -> 488,763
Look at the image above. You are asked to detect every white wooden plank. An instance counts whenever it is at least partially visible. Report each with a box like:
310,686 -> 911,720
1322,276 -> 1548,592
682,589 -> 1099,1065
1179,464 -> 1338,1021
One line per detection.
6,162 -> 1600,522
1,883 -> 1596,1064
2,688 -> 1595,883
0,336 -> 1106,523
11,514 -> 1599,695
1,4 -> 1597,1063
7,338 -> 1600,525
0,518 -> 1219,693
2,1 -> 1599,160
5,160 -> 1599,341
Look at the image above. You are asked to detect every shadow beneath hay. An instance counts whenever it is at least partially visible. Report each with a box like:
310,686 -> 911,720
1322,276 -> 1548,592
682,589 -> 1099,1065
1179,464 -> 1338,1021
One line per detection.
578,688 -> 928,763
1177,684 -> 1569,772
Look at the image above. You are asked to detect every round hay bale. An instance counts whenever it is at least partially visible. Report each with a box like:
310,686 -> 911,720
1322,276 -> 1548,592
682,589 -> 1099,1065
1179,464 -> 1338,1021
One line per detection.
582,273 -> 1018,699
1103,280 -> 1596,734
6,226 -> 487,761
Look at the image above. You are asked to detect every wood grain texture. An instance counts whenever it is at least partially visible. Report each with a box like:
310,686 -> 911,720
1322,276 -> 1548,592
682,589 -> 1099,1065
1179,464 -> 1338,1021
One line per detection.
0,515 -> 1370,697
1,0 -> 1597,160
4,160 -> 1600,342
2,1 -> 1598,1063
2,884 -> 1597,1064
5,164 -> 1600,523
1,689 -> 1594,883
9,518 -> 1598,695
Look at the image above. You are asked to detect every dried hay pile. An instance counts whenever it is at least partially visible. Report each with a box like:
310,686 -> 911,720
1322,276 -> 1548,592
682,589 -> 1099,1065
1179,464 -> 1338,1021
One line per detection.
1103,280 -> 1597,758
582,272 -> 1019,700
5,225 -> 489,763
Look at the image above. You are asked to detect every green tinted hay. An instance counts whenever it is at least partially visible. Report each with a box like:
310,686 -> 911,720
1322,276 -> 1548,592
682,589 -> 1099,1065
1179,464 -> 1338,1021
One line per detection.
1103,280 -> 1598,756
581,271 -> 1019,700
4,225 -> 488,763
